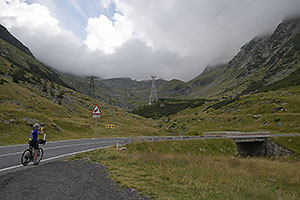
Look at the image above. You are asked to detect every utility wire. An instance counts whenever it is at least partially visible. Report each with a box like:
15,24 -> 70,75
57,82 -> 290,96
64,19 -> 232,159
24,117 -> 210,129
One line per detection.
166,0 -> 257,76
191,0 -> 257,53
165,0 -> 299,80
180,0 -> 234,53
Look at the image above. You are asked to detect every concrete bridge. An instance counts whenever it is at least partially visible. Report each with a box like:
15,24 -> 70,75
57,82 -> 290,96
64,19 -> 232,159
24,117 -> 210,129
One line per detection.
129,132 -> 299,157
202,132 -> 298,157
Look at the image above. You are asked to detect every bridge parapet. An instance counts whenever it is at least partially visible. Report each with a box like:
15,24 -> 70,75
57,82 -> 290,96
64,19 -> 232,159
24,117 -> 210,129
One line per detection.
227,135 -> 270,143
204,131 -> 270,136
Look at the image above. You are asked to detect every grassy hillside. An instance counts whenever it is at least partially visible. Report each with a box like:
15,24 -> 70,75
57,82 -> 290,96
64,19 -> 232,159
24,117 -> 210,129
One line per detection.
0,35 -> 164,146
187,18 -> 300,99
157,79 -> 192,98
188,64 -> 228,97
0,38 -> 70,88
131,98 -> 210,119
0,76 -> 163,145
73,140 -> 300,200
62,75 -> 170,110
155,86 -> 300,135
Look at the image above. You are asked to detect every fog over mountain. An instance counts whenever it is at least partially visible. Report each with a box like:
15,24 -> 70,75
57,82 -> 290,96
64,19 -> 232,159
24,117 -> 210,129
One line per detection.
0,0 -> 300,81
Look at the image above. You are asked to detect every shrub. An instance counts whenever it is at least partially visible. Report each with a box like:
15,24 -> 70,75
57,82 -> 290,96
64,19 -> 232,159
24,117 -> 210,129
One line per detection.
42,81 -> 47,92
12,69 -> 25,83
57,91 -> 64,99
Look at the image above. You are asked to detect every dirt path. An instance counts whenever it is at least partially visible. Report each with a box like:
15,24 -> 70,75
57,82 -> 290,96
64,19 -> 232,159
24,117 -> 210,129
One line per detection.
0,160 -> 151,200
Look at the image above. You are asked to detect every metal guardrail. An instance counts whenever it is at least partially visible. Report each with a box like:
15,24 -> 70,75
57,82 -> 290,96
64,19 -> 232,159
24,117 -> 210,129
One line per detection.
203,131 -> 270,135
122,133 -> 300,144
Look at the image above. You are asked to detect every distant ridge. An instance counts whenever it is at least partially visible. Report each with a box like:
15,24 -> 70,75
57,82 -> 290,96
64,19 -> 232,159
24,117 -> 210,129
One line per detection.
0,24 -> 33,57
187,17 -> 300,98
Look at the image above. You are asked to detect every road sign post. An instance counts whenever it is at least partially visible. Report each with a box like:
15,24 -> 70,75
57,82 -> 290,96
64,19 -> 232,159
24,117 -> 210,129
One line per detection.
95,117 -> 97,137
91,104 -> 102,136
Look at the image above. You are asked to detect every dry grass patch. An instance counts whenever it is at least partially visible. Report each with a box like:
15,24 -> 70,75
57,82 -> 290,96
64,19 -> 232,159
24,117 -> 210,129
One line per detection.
73,140 -> 300,200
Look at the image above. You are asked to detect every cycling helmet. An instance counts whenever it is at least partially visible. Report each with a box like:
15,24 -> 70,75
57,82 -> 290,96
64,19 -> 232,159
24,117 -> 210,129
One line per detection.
33,123 -> 40,128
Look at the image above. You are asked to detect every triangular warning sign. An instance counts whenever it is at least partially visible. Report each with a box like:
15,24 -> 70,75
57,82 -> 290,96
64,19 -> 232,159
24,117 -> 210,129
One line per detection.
91,104 -> 102,115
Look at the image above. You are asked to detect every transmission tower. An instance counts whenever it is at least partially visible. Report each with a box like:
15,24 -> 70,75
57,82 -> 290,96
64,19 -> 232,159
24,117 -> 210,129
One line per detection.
149,76 -> 158,105
86,76 -> 99,97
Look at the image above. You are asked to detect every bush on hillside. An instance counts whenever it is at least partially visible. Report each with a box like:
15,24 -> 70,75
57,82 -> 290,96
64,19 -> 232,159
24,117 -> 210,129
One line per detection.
12,69 -> 26,83
131,98 -> 208,119
205,96 -> 240,111
42,81 -> 47,92
57,91 -> 64,99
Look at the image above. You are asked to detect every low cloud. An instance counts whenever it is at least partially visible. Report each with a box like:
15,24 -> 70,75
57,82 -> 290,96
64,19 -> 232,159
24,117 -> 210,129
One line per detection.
1,0 -> 300,81
84,13 -> 134,53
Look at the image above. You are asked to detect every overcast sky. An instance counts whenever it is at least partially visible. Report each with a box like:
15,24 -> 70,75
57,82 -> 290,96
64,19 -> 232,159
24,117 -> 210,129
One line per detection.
0,0 -> 299,81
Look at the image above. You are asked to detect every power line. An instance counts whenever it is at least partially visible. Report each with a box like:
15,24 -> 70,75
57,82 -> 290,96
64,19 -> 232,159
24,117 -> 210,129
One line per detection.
180,0 -> 234,54
191,0 -> 257,53
170,0 -> 257,69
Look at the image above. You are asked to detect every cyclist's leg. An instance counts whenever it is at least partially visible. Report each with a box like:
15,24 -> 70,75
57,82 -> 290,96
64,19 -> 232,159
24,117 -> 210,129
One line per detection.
32,141 -> 39,164
28,142 -> 33,160
36,148 -> 43,163
34,149 -> 38,160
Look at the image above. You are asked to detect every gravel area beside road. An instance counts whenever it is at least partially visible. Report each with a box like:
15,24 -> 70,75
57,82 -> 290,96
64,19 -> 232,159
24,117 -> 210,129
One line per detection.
0,160 -> 151,200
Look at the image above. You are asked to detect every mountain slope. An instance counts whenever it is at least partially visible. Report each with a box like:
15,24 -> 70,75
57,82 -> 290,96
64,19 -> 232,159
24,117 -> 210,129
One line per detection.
0,24 -> 33,57
189,17 -> 300,98
88,17 -> 300,108
62,75 -> 169,109
0,25 -> 163,145
0,38 -> 71,88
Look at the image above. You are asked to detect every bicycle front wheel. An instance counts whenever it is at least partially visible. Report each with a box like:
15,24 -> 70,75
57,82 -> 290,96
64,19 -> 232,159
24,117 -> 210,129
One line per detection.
21,149 -> 31,166
36,148 -> 44,163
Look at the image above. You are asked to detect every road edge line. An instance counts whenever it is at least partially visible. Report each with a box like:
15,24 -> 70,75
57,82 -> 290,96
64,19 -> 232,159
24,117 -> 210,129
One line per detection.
0,145 -> 115,173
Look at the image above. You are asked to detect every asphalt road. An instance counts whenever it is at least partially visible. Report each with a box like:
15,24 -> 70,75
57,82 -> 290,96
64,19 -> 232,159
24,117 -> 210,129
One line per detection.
0,137 -> 130,174
1,134 -> 300,174
0,136 -> 208,174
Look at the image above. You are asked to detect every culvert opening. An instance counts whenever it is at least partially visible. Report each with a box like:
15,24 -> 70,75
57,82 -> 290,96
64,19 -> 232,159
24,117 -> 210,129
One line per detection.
235,139 -> 294,157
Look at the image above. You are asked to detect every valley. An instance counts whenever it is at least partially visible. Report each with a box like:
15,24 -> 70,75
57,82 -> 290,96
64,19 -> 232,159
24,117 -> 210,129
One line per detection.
1,14 -> 300,200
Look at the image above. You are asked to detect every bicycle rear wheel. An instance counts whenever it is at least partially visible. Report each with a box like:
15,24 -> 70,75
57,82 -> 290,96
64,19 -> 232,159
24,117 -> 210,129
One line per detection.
21,149 -> 31,166
36,148 -> 43,163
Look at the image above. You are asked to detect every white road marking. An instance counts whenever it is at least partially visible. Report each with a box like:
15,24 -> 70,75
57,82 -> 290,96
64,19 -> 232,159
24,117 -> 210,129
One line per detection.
0,138 -> 105,149
0,164 -> 23,172
41,145 -> 114,163
0,137 -> 130,149
0,145 -> 114,172
0,141 -> 122,157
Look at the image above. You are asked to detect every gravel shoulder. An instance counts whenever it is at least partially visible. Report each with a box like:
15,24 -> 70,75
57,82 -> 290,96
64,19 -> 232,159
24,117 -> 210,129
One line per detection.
0,160 -> 151,200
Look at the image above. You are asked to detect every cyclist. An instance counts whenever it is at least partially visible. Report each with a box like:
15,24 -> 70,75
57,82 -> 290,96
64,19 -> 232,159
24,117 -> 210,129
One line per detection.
29,123 -> 44,165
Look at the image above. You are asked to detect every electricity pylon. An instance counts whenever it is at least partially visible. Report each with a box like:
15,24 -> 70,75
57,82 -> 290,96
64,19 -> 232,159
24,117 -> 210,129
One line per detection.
86,76 -> 99,97
149,76 -> 158,105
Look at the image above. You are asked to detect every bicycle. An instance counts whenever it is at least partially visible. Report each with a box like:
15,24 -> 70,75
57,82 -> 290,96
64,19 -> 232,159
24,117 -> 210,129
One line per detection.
21,135 -> 46,166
